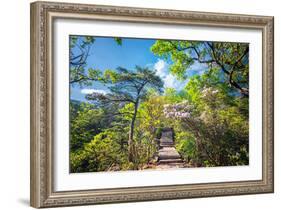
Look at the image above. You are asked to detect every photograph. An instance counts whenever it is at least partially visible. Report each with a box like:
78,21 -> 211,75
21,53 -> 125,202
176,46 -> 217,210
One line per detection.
29,2 -> 274,207
69,36 -> 250,173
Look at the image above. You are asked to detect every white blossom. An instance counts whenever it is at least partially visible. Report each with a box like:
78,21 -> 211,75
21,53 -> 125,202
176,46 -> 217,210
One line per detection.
201,86 -> 219,99
163,101 -> 193,120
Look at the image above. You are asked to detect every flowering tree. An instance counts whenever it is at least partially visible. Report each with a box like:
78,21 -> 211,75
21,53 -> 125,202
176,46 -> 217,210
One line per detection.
163,86 -> 249,166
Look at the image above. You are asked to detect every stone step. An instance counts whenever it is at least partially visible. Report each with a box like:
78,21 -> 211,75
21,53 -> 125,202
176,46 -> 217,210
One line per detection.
158,147 -> 181,160
160,144 -> 174,147
158,159 -> 183,164
161,143 -> 174,145
160,141 -> 174,145
158,154 -> 181,159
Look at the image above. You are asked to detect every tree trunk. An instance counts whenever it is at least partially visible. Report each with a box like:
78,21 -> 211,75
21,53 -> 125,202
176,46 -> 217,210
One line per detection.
128,101 -> 139,162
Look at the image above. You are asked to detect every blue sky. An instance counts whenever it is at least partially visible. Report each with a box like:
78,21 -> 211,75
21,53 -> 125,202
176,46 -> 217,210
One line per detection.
70,36 -> 206,102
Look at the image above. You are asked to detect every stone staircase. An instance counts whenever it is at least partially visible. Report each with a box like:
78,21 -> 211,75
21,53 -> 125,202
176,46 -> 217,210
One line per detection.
158,128 -> 183,165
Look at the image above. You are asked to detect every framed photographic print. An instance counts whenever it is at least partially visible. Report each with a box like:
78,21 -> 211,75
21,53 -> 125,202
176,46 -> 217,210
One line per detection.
30,1 -> 274,208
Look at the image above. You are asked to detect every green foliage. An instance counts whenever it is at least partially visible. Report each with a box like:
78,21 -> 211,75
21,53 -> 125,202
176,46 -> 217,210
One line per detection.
175,132 -> 197,162
164,88 -> 188,103
70,131 -> 128,172
151,40 -> 193,80
155,127 -> 163,139
135,95 -> 167,164
114,37 -> 122,45
151,40 -> 249,96
70,102 -> 105,151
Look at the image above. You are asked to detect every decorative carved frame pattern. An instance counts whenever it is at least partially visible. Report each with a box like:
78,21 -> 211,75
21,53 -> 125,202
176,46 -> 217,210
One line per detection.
30,1 -> 274,208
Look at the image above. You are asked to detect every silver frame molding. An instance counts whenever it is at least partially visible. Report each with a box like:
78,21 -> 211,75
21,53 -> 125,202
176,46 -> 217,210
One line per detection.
30,1 -> 274,208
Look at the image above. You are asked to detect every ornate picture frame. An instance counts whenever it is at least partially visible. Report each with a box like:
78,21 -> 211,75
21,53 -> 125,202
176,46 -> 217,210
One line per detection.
30,1 -> 274,208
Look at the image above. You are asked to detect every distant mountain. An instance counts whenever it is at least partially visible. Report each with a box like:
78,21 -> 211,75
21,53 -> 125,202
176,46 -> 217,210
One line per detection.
70,99 -> 82,105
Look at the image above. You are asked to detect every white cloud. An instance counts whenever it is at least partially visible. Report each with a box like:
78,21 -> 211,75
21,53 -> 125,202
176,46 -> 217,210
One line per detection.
81,89 -> 108,95
154,59 -> 168,78
189,61 -> 207,72
154,59 -> 188,90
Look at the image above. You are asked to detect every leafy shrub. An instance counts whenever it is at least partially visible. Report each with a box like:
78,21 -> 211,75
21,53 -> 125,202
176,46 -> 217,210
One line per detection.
175,132 -> 197,162
70,131 -> 127,172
